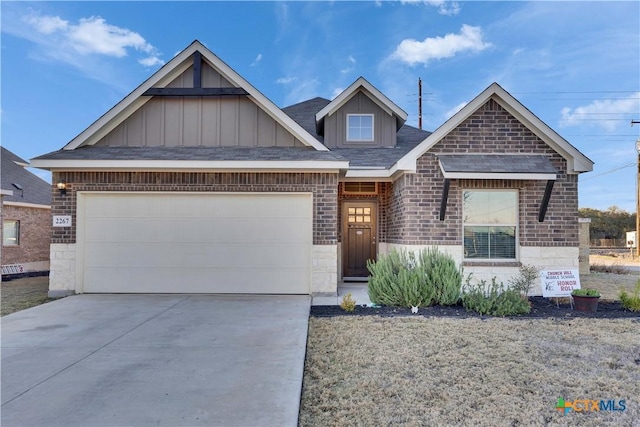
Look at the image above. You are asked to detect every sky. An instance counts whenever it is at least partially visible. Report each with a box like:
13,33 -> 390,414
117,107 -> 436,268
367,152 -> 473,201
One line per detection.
1,1 -> 639,212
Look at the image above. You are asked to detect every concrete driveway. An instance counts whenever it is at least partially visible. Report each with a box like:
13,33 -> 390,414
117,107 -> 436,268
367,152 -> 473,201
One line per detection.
1,294 -> 310,427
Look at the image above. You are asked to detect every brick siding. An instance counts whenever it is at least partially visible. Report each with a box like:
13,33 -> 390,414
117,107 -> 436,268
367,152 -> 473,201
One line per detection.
50,171 -> 338,245
2,204 -> 51,266
387,98 -> 579,247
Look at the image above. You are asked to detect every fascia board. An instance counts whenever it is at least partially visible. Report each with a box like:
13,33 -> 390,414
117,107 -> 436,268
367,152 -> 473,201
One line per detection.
344,169 -> 392,178
4,201 -> 51,209
442,172 -> 557,180
30,159 -> 350,171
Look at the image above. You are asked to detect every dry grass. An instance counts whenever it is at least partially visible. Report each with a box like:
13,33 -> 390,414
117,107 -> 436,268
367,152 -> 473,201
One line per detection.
581,273 -> 639,301
1,276 -> 52,316
300,316 -> 640,427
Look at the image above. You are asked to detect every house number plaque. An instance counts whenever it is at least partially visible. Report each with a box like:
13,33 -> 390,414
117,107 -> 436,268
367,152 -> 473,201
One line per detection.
53,215 -> 72,227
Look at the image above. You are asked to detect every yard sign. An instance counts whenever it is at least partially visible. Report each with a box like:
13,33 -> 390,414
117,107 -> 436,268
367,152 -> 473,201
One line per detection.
540,269 -> 581,297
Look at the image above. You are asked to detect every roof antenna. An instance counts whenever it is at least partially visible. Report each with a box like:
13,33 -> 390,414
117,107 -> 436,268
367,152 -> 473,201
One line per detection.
418,78 -> 423,130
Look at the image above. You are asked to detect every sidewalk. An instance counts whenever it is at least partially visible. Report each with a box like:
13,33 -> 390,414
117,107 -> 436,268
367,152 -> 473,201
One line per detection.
312,282 -> 372,306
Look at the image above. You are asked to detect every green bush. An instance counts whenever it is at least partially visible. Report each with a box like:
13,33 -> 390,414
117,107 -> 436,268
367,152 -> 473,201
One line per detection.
619,280 -> 640,312
417,247 -> 462,305
462,277 -> 531,316
366,248 -> 462,308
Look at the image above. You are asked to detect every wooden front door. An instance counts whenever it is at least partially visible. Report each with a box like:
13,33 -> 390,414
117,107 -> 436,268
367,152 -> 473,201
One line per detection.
342,201 -> 377,278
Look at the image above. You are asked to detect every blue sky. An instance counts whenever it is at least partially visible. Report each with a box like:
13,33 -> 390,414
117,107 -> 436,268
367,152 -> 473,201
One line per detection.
2,1 -> 639,212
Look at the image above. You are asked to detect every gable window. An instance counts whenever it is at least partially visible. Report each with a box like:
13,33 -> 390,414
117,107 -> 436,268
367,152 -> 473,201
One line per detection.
463,190 -> 517,260
347,114 -> 374,141
3,220 -> 20,246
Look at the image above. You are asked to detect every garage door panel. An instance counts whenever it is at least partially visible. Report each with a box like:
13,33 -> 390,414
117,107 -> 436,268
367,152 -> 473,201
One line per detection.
84,193 -> 311,219
79,193 -> 312,294
84,217 -> 311,243
84,243 -> 311,268
84,267 -> 309,294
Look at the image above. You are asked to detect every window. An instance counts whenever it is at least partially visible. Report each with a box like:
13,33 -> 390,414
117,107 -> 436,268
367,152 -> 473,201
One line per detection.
347,207 -> 372,224
343,182 -> 378,195
347,114 -> 374,141
3,220 -> 20,246
463,190 -> 517,260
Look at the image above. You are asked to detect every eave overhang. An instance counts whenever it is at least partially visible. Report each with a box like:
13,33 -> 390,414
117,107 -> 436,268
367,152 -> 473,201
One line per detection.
30,159 -> 349,172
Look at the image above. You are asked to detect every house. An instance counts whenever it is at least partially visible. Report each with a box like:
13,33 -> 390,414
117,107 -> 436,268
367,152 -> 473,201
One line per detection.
31,40 -> 593,297
1,147 -> 52,278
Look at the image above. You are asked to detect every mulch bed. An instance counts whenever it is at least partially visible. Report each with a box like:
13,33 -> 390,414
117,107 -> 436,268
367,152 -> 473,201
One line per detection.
311,297 -> 640,319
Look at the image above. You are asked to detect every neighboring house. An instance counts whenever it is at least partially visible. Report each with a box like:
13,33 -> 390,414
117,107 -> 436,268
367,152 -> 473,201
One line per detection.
31,40 -> 593,297
1,147 -> 52,277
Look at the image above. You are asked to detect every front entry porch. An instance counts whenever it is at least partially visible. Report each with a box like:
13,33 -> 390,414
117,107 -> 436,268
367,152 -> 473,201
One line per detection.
311,281 -> 373,306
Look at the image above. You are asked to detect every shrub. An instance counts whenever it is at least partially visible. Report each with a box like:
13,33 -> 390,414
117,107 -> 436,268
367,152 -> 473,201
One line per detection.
507,264 -> 539,298
367,248 -> 462,308
462,278 -> 531,317
340,293 -> 356,312
417,247 -> 462,306
619,280 -> 640,312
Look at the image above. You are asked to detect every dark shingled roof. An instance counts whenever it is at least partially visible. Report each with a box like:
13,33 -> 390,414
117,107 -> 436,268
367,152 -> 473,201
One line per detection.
33,146 -> 347,162
437,154 -> 558,174
283,98 -> 432,168
1,146 -> 51,206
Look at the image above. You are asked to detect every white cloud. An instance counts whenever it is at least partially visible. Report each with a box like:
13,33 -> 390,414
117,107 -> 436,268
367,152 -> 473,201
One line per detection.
139,56 -> 164,67
22,12 -> 164,67
331,87 -> 345,99
392,25 -> 492,66
444,102 -> 467,120
251,53 -> 263,67
25,14 -> 68,34
340,55 -> 356,74
276,76 -> 296,84
560,93 -> 640,131
401,0 -> 461,16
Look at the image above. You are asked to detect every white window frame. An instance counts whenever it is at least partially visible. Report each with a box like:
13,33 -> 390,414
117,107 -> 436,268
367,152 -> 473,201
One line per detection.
462,189 -> 518,261
346,114 -> 374,142
3,220 -> 20,246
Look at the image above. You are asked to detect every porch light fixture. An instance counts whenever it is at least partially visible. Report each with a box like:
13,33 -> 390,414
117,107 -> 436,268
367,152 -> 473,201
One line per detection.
57,182 -> 67,196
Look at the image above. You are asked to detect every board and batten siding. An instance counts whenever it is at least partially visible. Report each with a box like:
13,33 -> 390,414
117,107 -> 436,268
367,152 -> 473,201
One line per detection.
94,61 -> 305,148
323,91 -> 397,148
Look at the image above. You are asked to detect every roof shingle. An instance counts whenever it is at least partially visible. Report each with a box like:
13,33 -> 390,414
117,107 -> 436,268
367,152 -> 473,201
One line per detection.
1,147 -> 51,206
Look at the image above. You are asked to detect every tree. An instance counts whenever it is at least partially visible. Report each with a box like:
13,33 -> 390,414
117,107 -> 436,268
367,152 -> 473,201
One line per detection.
579,206 -> 636,241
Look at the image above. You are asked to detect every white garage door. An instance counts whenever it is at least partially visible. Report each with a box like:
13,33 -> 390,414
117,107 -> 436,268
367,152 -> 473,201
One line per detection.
77,192 -> 312,294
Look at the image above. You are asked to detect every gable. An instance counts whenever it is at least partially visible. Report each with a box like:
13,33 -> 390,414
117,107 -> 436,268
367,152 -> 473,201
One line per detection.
94,61 -> 304,148
316,77 -> 407,136
396,83 -> 594,175
322,91 -> 397,148
57,40 -> 326,152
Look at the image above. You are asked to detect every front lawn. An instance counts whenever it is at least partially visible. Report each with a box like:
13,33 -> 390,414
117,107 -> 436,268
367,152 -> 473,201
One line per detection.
1,276 -> 52,316
299,316 -> 639,426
